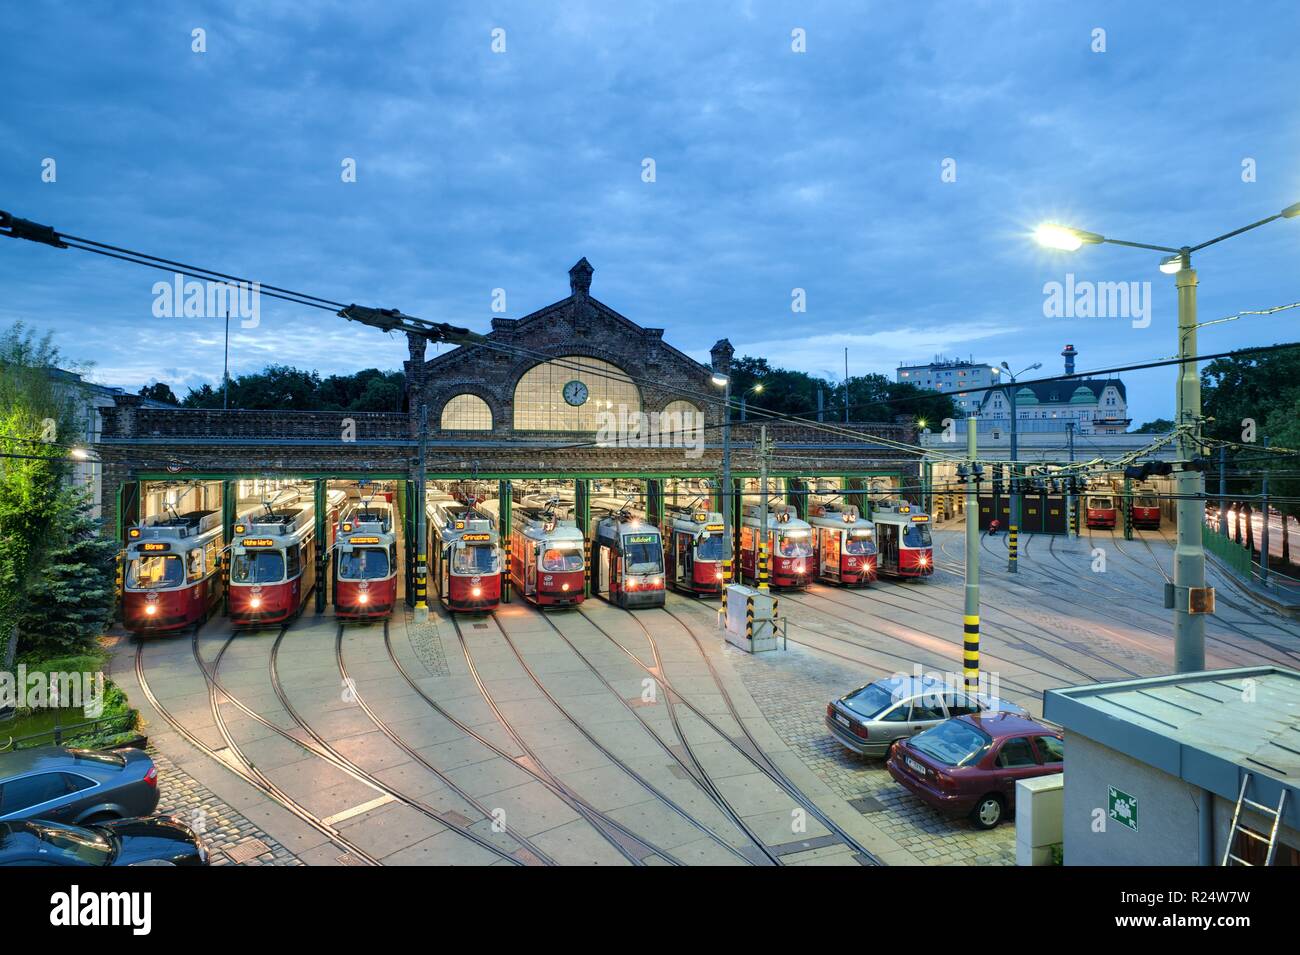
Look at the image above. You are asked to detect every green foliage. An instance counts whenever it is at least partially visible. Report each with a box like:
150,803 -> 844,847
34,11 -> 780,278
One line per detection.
178,365 -> 404,412
727,355 -> 956,424
1132,418 -> 1175,434
138,382 -> 179,404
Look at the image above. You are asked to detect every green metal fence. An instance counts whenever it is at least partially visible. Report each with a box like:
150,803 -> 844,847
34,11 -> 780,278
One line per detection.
1202,524 -> 1253,579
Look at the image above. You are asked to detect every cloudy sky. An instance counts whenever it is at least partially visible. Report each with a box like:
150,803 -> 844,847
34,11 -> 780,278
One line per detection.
2,1 -> 1297,425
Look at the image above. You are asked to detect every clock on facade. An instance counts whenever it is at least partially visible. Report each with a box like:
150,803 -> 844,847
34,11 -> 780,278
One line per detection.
562,380 -> 589,406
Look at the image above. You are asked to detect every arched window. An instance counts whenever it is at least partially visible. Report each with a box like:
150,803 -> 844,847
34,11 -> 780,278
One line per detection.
441,393 -> 493,431
513,356 -> 640,431
659,400 -> 702,441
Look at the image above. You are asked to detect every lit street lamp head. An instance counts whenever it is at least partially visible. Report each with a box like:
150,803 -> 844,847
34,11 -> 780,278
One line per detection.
710,372 -> 729,388
1033,223 -> 1104,252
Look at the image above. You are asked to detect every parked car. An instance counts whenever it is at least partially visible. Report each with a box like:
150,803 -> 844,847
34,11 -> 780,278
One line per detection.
887,711 -> 1064,829
826,675 -> 1027,759
0,747 -> 159,824
0,816 -> 207,866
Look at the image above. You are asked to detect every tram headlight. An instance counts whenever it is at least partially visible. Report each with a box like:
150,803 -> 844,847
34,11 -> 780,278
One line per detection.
472,586 -> 482,597
359,593 -> 369,605
561,583 -> 570,592
251,597 -> 262,609
145,604 -> 157,616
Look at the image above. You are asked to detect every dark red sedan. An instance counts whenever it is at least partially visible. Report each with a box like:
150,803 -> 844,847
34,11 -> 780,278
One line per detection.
886,711 -> 1063,829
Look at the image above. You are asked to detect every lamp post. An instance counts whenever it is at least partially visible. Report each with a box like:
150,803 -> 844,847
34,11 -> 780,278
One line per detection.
1033,201 -> 1300,673
997,361 -> 1041,573
738,383 -> 764,422
710,340 -> 735,589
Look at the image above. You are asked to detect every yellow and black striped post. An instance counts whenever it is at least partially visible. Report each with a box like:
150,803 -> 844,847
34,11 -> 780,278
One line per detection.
1007,524 -> 1018,572
502,534 -> 512,604
584,538 -> 593,597
414,543 -> 428,610
963,613 -> 980,694
115,550 -> 125,619
745,594 -> 755,640
721,557 -> 732,614
758,538 -> 769,591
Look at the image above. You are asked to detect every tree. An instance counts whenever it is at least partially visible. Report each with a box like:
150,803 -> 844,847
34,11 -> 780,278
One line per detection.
726,356 -> 954,424
181,365 -> 405,411
14,492 -> 117,657
138,382 -> 179,404
1132,418 -> 1174,434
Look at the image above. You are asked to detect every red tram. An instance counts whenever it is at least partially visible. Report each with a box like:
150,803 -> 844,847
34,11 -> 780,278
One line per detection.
429,500 -> 502,612
1086,494 -> 1118,529
871,503 -> 934,579
662,507 -> 725,596
808,503 -> 877,586
229,494 -> 340,627
333,500 -> 399,620
509,504 -> 586,607
739,504 -> 813,589
123,510 -> 225,635
1130,490 -> 1161,530
593,511 -> 666,608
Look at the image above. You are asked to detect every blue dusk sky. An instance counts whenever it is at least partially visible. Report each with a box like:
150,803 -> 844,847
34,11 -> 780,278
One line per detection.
2,1 -> 1298,426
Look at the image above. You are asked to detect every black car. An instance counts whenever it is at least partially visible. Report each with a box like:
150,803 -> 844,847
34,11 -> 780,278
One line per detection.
0,746 -> 160,824
0,817 -> 208,866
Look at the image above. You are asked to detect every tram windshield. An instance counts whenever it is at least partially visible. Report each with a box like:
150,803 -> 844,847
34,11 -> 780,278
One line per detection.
453,543 -> 499,575
694,533 -> 723,561
232,551 -> 285,583
338,547 -> 390,580
126,554 -> 184,590
1136,496 -> 1158,508
621,534 -> 664,573
902,523 -> 932,549
845,533 -> 875,555
541,545 -> 584,572
1090,497 -> 1114,509
777,532 -> 812,558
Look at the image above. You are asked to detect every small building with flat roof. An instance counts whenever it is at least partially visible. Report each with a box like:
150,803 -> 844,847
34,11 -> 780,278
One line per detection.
1044,666 -> 1300,866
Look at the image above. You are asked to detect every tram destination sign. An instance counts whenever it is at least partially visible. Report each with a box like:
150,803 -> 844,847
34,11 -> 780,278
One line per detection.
461,533 -> 492,542
349,536 -> 381,544
141,542 -> 169,552
241,538 -> 276,547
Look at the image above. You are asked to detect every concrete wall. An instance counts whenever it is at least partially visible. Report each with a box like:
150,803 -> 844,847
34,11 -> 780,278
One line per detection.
1063,732 -> 1204,866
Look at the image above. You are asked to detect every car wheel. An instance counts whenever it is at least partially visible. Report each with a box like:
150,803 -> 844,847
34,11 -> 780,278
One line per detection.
970,795 -> 1004,830
83,812 -> 121,825
884,740 -> 899,762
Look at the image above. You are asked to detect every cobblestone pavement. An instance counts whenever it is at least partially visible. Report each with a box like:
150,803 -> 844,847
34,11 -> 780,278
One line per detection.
149,747 -> 302,866
722,632 -> 1016,866
406,609 -> 450,677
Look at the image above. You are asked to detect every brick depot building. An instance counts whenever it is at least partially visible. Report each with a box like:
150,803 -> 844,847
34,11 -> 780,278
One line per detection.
97,258 -> 920,549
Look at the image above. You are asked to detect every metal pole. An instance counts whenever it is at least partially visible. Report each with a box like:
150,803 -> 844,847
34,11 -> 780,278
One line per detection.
1066,422 -> 1076,539
721,377 -> 733,590
844,347 -> 850,423
222,307 -> 231,410
1218,446 -> 1228,537
758,424 -> 769,590
963,414 -> 980,695
1261,436 -> 1270,585
1174,264 -> 1205,673
1008,379 -> 1019,572
414,402 -> 429,616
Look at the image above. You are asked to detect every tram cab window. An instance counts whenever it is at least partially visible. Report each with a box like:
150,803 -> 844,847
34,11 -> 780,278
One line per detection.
339,547 -> 390,580
777,533 -> 812,558
621,535 -> 664,574
902,523 -> 932,548
186,548 -> 204,582
541,545 -> 583,572
1090,497 -> 1113,509
1136,496 -> 1158,508
454,543 -> 499,575
232,551 -> 285,584
205,538 -> 222,573
127,554 -> 184,590
845,532 -> 874,555
286,545 -> 301,578
694,533 -> 723,561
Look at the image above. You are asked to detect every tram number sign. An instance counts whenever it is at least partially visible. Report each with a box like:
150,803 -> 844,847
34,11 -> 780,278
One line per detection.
462,533 -> 491,542
1108,787 -> 1138,832
241,538 -> 276,547
141,542 -> 169,552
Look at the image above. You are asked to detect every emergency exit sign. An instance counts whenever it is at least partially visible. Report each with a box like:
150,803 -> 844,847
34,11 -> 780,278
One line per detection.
1108,787 -> 1139,832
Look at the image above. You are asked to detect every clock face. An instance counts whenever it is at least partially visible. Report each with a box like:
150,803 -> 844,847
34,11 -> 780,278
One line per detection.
563,380 -> 589,407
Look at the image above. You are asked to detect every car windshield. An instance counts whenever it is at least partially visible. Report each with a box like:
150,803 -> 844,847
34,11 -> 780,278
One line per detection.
778,533 -> 812,557
903,523 -> 932,548
841,682 -> 901,719
453,544 -> 498,575
126,555 -> 183,590
845,534 -> 875,555
695,533 -> 723,561
622,535 -> 663,574
338,547 -> 389,580
541,545 -> 584,572
1091,498 -> 1113,509
31,821 -> 115,865
232,551 -> 284,583
911,720 -> 992,767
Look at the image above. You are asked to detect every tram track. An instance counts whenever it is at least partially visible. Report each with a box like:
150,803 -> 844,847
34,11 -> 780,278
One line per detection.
447,611 -> 686,866
526,608 -> 777,864
131,628 -> 382,866
583,600 -> 884,865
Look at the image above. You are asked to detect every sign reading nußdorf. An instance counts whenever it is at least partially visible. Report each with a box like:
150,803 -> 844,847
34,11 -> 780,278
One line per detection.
1108,786 -> 1138,832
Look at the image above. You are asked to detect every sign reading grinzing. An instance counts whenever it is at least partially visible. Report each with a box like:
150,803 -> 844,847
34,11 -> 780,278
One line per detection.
1108,787 -> 1138,832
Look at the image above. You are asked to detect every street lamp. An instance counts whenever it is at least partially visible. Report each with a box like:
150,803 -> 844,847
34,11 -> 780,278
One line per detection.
738,382 -> 764,422
1033,200 -> 1300,673
710,367 -> 733,586
998,360 -> 1041,574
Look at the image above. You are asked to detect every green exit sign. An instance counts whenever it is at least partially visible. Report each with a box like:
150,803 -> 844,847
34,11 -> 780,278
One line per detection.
1108,787 -> 1139,832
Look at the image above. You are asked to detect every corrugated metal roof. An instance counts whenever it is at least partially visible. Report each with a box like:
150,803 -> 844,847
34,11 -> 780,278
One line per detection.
1044,667 -> 1300,829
